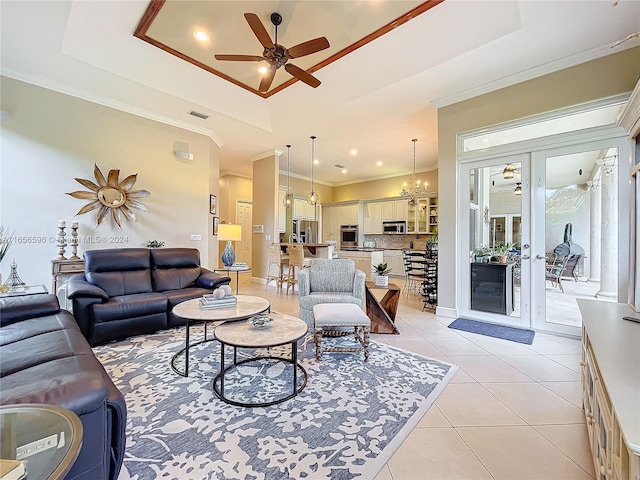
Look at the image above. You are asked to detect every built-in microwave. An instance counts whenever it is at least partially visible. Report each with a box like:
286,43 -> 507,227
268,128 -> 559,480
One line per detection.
340,225 -> 359,248
383,221 -> 406,234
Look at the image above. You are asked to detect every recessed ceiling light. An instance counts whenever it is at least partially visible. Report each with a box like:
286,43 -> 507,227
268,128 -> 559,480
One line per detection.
194,31 -> 209,42
314,159 -> 319,165
342,169 -> 347,174
350,149 -> 357,156
376,161 -> 383,166
257,66 -> 268,75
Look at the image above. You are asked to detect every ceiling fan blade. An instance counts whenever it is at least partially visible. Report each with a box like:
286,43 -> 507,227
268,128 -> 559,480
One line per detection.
244,13 -> 274,49
259,67 -> 276,92
214,54 -> 265,62
287,37 -> 330,59
284,64 -> 321,88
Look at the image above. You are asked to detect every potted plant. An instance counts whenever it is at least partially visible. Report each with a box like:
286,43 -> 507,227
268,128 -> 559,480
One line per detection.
146,240 -> 165,248
473,246 -> 492,263
492,242 -> 514,263
372,263 -> 391,287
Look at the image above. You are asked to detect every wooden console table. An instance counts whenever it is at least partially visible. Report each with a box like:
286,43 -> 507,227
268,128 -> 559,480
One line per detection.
365,281 -> 400,334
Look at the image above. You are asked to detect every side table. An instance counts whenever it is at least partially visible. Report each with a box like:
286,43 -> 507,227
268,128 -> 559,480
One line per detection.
365,281 -> 400,334
0,404 -> 83,480
214,265 -> 251,295
51,259 -> 84,309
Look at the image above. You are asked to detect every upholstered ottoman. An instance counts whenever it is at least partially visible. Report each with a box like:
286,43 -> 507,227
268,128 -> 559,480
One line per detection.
312,303 -> 370,361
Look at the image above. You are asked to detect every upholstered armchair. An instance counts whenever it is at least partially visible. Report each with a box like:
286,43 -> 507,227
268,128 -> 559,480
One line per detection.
297,258 -> 366,330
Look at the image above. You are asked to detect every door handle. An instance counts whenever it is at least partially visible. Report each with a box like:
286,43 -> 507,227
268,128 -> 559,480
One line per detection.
521,255 -> 530,260
535,254 -> 546,260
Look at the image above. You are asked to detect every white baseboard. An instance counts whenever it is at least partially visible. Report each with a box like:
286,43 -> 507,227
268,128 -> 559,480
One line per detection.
435,306 -> 457,318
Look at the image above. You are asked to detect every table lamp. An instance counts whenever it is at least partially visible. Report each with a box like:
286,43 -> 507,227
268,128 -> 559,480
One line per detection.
218,224 -> 242,267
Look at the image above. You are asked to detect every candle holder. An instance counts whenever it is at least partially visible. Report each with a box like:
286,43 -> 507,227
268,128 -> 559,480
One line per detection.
69,222 -> 80,260
56,224 -> 67,260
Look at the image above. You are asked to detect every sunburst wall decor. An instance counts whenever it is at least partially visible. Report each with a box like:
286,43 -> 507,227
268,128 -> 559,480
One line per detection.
67,164 -> 150,228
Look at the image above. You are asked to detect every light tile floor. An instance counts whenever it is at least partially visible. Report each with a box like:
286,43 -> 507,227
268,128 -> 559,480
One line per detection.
235,275 -> 594,480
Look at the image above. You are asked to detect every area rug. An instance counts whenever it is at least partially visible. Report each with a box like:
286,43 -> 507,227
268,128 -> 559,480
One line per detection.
448,318 -> 535,344
94,326 -> 456,480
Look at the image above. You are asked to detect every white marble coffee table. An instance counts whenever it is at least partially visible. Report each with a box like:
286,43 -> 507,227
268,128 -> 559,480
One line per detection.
213,312 -> 308,407
171,295 -> 270,377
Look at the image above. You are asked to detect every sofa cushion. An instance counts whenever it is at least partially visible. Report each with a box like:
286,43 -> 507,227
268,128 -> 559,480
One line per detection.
163,287 -> 214,327
150,248 -> 201,292
309,259 -> 356,293
85,248 -> 152,297
92,293 -> 167,324
0,313 -> 80,347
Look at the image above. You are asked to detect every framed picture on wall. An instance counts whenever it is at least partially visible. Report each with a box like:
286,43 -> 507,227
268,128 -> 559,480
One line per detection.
209,195 -> 217,215
213,217 -> 219,235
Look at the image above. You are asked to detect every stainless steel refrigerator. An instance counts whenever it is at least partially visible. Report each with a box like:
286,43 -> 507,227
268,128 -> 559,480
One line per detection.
292,220 -> 318,244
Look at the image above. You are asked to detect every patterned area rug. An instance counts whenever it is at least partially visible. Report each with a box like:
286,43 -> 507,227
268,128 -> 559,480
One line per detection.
95,326 -> 456,480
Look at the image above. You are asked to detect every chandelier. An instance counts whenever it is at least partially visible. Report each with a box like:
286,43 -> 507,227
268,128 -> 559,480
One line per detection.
400,139 -> 428,206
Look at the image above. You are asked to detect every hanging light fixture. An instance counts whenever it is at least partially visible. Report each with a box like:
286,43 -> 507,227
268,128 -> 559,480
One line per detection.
399,138 -> 428,206
514,182 -> 522,196
503,164 -> 515,180
283,144 -> 293,208
307,135 -> 318,206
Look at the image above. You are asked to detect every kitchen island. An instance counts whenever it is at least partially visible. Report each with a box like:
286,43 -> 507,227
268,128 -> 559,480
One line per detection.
281,243 -> 334,259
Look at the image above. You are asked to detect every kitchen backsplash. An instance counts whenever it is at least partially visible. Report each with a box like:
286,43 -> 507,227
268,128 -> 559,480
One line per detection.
364,235 -> 434,250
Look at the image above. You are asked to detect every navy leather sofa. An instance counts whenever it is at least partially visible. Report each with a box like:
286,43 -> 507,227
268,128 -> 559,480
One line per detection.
0,294 -> 126,480
67,248 -> 231,346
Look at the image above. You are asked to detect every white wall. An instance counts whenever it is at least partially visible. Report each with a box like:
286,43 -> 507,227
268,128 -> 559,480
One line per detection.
0,77 -> 220,288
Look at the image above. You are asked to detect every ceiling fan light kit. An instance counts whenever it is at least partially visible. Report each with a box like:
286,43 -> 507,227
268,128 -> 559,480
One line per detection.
214,12 -> 330,93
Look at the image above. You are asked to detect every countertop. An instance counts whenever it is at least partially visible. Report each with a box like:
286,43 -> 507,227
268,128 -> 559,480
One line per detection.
577,298 -> 640,454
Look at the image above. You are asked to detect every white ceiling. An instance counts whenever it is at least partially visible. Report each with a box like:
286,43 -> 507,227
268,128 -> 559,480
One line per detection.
1,1 -> 639,187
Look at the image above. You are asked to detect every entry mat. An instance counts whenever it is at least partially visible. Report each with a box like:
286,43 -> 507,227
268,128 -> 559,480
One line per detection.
448,318 -> 535,345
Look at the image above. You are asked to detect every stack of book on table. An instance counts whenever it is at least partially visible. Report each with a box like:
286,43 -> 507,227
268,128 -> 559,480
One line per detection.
199,293 -> 237,310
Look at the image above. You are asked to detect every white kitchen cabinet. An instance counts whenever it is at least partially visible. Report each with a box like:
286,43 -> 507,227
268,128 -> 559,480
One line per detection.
407,196 -> 437,234
293,197 -> 316,221
322,205 -> 339,243
364,202 -> 383,234
383,200 -> 407,222
383,250 -> 405,278
341,250 -> 383,281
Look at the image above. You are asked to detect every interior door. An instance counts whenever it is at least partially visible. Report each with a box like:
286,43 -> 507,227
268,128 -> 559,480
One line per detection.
459,154 -> 530,328
235,201 -> 252,265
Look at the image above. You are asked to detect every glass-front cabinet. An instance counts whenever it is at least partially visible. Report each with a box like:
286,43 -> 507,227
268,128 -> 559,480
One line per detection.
406,195 -> 438,235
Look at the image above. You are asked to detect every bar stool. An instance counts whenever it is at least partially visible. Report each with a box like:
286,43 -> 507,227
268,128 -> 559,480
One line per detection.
266,243 -> 288,290
286,244 -> 306,295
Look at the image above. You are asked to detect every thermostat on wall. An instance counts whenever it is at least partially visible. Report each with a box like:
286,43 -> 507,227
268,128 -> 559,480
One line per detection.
253,225 -> 264,234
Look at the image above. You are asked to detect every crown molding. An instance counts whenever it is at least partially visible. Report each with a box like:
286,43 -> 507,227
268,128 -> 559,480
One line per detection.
250,149 -> 284,162
220,170 -> 253,179
1,69 -> 224,147
618,78 -> 640,137
432,42 -> 640,108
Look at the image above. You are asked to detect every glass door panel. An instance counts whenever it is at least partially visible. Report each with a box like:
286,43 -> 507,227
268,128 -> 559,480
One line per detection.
460,154 -> 528,327
531,146 -> 619,336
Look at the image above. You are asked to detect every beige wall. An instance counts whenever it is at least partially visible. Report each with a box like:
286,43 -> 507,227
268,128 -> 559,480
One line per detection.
0,77 -> 221,287
219,174 -> 253,223
252,155 -> 279,280
279,175 -> 334,204
437,47 -> 640,313
333,170 -> 438,202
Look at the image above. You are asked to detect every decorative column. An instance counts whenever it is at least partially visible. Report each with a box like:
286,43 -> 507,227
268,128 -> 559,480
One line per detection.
587,179 -> 601,282
596,158 -> 618,299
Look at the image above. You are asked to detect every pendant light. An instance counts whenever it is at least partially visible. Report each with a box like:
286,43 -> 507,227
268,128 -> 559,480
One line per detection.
283,144 -> 293,208
514,182 -> 522,196
307,135 -> 318,206
399,138 -> 428,206
503,164 -> 515,180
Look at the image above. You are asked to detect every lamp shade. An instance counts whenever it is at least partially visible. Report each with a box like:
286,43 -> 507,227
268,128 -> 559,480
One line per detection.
218,224 -> 242,241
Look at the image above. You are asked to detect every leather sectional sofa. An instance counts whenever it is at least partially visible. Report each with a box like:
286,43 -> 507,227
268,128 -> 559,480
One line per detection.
0,293 -> 126,480
68,248 -> 231,346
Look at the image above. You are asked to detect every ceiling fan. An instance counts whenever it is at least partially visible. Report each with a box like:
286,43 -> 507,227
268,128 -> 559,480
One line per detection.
214,13 -> 330,92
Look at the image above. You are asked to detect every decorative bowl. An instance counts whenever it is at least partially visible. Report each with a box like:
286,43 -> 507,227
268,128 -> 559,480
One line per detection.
248,314 -> 272,329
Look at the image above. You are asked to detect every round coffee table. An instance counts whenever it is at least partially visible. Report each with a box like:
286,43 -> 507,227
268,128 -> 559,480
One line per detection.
0,404 -> 83,480
213,312 -> 308,407
171,295 -> 270,377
